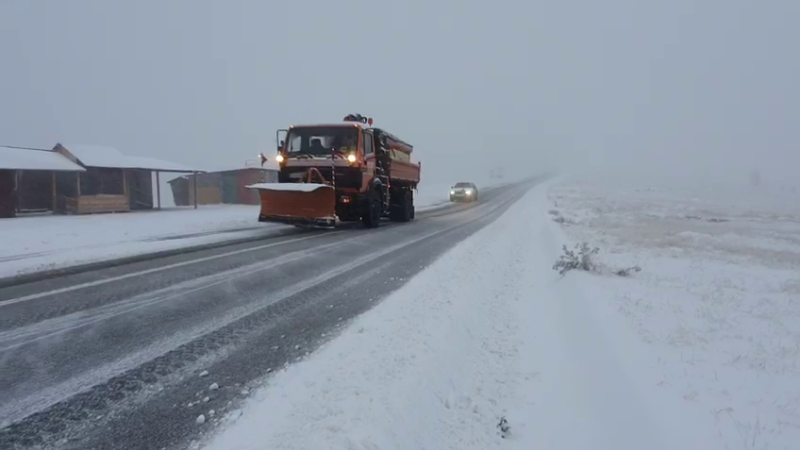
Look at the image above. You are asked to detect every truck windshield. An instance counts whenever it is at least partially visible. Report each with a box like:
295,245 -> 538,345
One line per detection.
286,127 -> 359,156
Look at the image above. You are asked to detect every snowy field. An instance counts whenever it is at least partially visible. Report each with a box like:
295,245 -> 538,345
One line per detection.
0,181 -> 475,279
0,205 -> 280,278
548,174 -> 800,449
196,175 -> 798,450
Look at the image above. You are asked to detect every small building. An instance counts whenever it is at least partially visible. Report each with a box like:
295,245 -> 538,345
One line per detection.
0,146 -> 86,218
52,143 -> 201,214
169,167 -> 278,206
0,144 -> 202,218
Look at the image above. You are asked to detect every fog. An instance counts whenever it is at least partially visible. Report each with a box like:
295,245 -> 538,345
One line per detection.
1,0 -> 798,187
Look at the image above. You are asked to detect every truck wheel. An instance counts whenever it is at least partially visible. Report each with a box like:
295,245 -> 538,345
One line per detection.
389,190 -> 413,222
402,191 -> 413,221
361,192 -> 381,228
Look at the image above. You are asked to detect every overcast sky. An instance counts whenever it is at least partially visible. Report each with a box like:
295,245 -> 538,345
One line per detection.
1,0 -> 798,186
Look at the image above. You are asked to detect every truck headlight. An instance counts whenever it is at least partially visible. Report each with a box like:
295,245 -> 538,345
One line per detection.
276,154 -> 284,163
347,154 -> 356,163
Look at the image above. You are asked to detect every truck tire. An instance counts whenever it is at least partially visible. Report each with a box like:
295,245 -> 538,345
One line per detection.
361,191 -> 381,228
389,190 -> 413,222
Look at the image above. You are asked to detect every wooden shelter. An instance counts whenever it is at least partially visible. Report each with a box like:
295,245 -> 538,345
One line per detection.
52,144 -> 202,214
0,146 -> 86,218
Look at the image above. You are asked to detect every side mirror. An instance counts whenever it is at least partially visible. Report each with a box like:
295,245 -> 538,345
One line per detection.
276,129 -> 288,151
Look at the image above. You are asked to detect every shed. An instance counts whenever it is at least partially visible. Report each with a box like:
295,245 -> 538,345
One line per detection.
54,143 -> 202,214
0,146 -> 86,218
169,167 -> 278,206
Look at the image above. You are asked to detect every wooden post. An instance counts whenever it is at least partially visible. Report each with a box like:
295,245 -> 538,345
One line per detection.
156,171 -> 161,209
75,172 -> 81,214
193,171 -> 198,209
123,169 -> 128,197
15,171 -> 21,213
52,171 -> 57,214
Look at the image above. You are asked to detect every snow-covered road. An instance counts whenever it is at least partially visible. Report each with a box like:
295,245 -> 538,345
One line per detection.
0,181 -> 529,450
0,181 -> 478,280
201,178 -> 724,450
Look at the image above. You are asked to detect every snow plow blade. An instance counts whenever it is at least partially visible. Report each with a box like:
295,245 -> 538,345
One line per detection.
247,183 -> 336,229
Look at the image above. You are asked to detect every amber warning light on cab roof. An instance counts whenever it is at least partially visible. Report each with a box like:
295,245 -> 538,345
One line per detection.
343,113 -> 373,126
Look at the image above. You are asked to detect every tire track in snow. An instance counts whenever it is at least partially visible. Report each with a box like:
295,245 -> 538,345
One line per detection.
0,236 -> 355,351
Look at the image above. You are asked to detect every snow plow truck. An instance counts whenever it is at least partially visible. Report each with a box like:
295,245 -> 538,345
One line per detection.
249,114 -> 421,229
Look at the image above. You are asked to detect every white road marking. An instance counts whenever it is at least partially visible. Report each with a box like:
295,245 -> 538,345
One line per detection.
0,239 -> 351,351
0,231 -> 344,307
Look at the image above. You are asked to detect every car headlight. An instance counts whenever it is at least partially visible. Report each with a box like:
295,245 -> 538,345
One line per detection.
465,189 -> 472,195
450,190 -> 455,195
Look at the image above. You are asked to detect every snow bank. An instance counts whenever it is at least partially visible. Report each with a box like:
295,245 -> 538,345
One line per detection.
246,183 -> 332,193
548,174 -> 800,449
0,206 -> 286,278
202,180 -> 719,450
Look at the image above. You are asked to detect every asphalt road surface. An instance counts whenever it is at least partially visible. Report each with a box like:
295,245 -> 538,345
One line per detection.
0,178 -> 541,450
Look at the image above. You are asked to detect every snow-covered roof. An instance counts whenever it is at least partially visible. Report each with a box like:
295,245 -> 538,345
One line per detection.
56,143 -> 200,172
0,146 -> 86,171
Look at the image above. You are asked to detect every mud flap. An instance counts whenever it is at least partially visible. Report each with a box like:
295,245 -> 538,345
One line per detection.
248,183 -> 336,228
